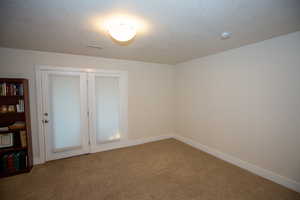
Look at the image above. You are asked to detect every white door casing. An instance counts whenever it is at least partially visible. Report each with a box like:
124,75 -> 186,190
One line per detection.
41,70 -> 89,161
36,66 -> 128,162
88,71 -> 128,153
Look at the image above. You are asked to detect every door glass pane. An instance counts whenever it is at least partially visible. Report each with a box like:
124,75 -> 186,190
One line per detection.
49,74 -> 81,151
95,76 -> 120,143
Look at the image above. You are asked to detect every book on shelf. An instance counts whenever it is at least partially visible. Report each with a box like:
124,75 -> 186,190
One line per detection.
13,132 -> 21,147
0,151 -> 27,173
0,82 -> 24,96
19,151 -> 27,170
14,153 -> 21,171
0,133 -> 13,148
7,153 -> 15,173
20,130 -> 27,148
16,99 -> 25,112
1,154 -> 8,171
0,127 -> 9,131
0,130 -> 27,149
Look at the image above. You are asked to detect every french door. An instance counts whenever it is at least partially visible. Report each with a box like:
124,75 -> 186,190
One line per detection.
38,67 -> 127,161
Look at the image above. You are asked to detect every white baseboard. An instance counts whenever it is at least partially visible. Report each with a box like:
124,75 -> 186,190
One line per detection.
90,135 -> 173,153
33,135 -> 173,165
173,135 -> 300,193
33,157 -> 43,165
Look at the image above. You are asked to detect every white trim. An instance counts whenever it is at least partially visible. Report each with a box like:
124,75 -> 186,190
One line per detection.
35,65 -> 129,163
90,135 -> 173,153
37,65 -> 126,74
35,69 -> 46,164
87,71 -> 128,153
173,135 -> 300,193
33,157 -> 43,165
34,135 -> 173,164
37,65 -> 88,72
40,70 -> 91,161
0,73 -> 33,79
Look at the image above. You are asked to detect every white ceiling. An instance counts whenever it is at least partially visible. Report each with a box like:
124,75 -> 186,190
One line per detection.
1,0 -> 300,64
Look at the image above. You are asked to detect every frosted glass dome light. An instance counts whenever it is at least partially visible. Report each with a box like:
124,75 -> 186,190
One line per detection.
107,20 -> 137,42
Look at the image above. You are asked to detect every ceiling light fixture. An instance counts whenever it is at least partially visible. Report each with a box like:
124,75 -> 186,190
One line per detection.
107,19 -> 137,42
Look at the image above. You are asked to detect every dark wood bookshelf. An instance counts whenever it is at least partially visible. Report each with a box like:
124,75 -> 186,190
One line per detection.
0,78 -> 33,178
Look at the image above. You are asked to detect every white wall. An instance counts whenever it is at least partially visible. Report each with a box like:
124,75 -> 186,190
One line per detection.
0,48 -> 174,160
175,31 -> 300,183
1,31 -> 299,191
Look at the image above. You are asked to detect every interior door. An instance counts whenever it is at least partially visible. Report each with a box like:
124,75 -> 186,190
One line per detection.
88,72 -> 126,152
42,70 -> 90,161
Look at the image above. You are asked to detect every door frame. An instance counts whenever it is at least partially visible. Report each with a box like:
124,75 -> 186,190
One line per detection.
35,65 -> 128,163
42,70 -> 90,161
88,71 -> 128,153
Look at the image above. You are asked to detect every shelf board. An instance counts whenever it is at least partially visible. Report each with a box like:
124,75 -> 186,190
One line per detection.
0,96 -> 23,104
0,112 -> 25,121
0,129 -> 26,134
0,147 -> 27,153
0,112 -> 24,116
0,78 -> 26,83
0,95 -> 23,98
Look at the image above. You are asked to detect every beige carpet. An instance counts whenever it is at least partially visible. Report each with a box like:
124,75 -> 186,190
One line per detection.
1,139 -> 299,200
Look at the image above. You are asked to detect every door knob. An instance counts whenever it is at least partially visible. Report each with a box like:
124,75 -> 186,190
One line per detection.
42,120 -> 49,123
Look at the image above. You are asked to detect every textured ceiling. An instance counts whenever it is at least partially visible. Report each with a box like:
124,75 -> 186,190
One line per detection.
0,0 -> 300,64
